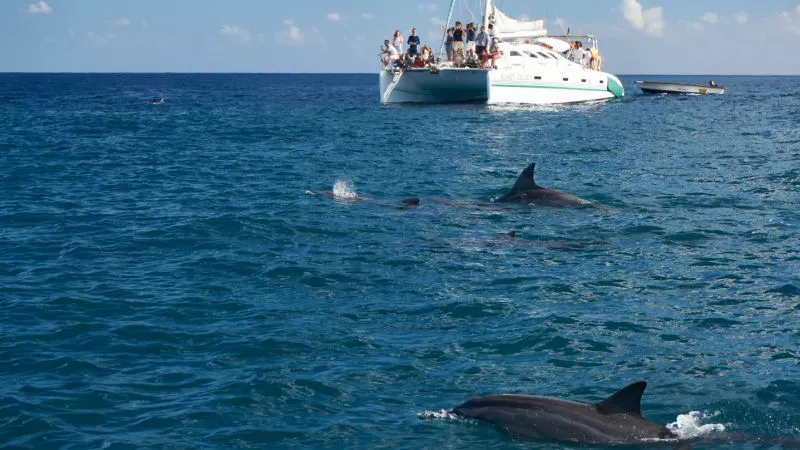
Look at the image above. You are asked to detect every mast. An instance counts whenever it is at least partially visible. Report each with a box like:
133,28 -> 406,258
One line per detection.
482,0 -> 492,29
437,0 -> 456,61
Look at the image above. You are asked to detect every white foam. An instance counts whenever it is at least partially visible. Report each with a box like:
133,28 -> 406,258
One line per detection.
332,180 -> 357,199
666,411 -> 727,439
418,409 -> 458,420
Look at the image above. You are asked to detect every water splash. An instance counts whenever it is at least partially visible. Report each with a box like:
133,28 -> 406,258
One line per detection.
418,409 -> 458,420
332,180 -> 357,199
667,411 -> 727,439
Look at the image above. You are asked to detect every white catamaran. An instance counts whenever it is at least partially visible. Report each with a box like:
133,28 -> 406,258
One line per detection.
379,0 -> 624,105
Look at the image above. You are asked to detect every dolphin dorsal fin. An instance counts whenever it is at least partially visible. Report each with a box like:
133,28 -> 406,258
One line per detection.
510,163 -> 539,191
595,382 -> 646,416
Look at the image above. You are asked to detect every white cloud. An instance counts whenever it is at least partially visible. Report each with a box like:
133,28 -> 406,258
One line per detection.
430,16 -> 443,26
220,25 -> 252,44
418,4 -> 438,12
620,0 -> 664,37
277,19 -> 304,45
361,13 -> 375,19
108,18 -> 130,26
797,4 -> 800,14
700,12 -> 718,24
27,1 -> 52,14
733,12 -> 748,25
327,13 -> 341,21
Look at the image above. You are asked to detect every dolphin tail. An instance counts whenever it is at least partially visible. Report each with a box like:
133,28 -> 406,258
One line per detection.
509,163 -> 539,191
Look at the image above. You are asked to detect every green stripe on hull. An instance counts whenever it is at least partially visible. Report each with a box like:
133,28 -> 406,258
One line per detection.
491,83 -> 608,92
606,76 -> 625,98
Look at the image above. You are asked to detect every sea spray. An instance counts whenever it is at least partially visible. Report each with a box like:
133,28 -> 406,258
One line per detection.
332,180 -> 357,199
667,411 -> 726,439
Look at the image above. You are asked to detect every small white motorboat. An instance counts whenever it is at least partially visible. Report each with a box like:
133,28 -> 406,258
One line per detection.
635,80 -> 725,95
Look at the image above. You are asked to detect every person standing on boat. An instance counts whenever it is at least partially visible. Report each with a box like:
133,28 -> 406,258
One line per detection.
445,28 -> 454,61
466,23 -> 476,54
452,22 -> 465,56
475,25 -> 489,58
582,46 -> 591,69
407,28 -> 420,57
392,30 -> 404,54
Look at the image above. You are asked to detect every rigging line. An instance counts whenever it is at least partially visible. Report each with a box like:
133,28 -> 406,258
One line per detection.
437,0 -> 456,61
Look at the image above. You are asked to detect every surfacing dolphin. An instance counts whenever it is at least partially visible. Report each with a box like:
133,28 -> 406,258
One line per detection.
452,382 -> 677,446
493,162 -> 590,207
448,382 -> 800,448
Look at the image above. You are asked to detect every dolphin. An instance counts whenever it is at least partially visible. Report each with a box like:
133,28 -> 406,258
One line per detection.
451,381 -> 679,446
494,162 -> 590,207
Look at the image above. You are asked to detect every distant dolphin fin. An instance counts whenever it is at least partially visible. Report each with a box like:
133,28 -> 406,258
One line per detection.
510,163 -> 538,191
402,197 -> 421,206
595,381 -> 646,416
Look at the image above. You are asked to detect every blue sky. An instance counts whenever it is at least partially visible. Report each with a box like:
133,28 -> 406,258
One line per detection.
3,0 -> 800,74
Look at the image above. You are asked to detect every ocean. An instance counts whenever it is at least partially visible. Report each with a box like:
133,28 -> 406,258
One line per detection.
1,73 -> 799,449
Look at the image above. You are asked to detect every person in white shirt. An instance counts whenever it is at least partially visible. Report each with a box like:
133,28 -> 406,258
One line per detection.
382,39 -> 399,68
392,30 -> 404,54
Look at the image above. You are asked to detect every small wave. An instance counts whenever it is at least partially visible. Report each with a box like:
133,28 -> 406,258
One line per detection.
332,180 -> 357,199
418,409 -> 458,420
666,411 -> 726,439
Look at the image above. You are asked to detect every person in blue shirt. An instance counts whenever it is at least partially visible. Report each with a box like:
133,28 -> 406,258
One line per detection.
475,25 -> 489,58
466,23 -> 476,54
407,28 -> 420,57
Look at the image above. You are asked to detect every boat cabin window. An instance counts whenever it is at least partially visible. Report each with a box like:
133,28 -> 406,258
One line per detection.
547,52 -> 560,60
537,52 -> 551,59
510,51 -> 522,56
528,52 -> 539,58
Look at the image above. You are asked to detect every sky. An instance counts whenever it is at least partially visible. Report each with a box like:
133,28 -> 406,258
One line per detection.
3,0 -> 800,74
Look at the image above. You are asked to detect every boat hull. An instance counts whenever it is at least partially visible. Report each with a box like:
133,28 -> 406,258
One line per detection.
379,69 -> 489,103
635,81 -> 725,95
488,71 -> 618,104
380,69 -> 623,105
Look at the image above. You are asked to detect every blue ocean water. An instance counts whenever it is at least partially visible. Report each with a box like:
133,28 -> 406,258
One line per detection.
1,73 -> 799,449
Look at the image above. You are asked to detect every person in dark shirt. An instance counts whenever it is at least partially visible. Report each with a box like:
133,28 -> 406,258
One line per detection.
466,23 -> 476,54
445,28 -> 454,61
407,28 -> 420,57
452,21 -> 464,55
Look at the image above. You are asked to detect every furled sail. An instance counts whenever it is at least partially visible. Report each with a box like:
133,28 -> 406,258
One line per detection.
487,1 -> 547,38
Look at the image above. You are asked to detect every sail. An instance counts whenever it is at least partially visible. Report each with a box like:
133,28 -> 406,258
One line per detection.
487,1 -> 547,38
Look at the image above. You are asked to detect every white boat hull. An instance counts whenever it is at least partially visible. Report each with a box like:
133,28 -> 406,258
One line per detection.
380,68 -> 623,105
487,71 -> 619,104
635,81 -> 725,95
